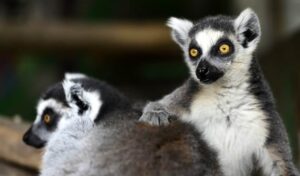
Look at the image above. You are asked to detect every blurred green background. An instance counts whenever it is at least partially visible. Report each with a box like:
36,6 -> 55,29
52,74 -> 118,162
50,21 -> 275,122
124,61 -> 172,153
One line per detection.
0,0 -> 299,168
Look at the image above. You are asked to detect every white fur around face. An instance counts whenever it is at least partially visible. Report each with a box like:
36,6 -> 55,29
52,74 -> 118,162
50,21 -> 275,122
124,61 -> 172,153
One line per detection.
182,80 -> 269,176
194,29 -> 224,56
35,99 -> 69,125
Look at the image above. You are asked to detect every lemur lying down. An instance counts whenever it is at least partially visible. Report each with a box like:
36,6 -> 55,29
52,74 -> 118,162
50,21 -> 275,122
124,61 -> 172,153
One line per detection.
23,73 -> 222,176
23,73 -> 131,148
140,8 -> 300,176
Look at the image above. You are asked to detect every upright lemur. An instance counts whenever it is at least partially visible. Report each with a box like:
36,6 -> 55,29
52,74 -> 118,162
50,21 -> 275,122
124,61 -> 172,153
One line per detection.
23,73 -> 222,176
140,8 -> 299,176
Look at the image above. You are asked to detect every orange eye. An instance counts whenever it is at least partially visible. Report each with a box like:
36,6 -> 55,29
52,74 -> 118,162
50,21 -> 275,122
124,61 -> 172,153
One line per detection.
189,48 -> 199,58
219,44 -> 230,55
43,114 -> 51,124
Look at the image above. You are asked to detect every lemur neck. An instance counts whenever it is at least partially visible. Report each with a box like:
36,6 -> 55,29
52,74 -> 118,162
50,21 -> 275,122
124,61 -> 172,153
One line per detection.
59,117 -> 94,138
246,57 -> 276,111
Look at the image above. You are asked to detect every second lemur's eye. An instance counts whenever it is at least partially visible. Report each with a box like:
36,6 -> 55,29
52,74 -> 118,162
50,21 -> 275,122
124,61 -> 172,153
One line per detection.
219,44 -> 231,55
43,114 -> 51,124
189,48 -> 200,58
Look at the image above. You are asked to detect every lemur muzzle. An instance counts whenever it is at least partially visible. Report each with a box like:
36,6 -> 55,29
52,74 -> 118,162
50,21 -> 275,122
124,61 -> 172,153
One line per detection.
196,60 -> 224,84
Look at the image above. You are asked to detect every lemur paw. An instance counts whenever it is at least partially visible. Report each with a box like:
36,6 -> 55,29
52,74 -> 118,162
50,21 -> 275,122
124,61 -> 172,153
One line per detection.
139,102 -> 174,126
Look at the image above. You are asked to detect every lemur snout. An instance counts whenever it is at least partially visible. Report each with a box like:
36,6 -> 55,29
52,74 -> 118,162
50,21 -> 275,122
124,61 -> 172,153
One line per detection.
199,65 -> 209,75
23,127 -> 46,148
196,60 -> 224,84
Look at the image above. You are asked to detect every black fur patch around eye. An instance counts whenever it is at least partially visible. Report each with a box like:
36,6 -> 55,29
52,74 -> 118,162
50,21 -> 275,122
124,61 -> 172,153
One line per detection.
242,29 -> 258,48
42,108 -> 59,131
211,38 -> 235,57
188,40 -> 202,61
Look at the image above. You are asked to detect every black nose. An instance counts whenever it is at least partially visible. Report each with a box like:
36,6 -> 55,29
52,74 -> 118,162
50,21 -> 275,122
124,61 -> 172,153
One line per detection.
23,127 -> 46,148
196,60 -> 224,84
199,64 -> 209,75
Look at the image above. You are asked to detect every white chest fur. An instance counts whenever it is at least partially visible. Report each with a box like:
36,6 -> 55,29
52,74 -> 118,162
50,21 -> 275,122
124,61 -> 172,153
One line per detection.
182,83 -> 269,176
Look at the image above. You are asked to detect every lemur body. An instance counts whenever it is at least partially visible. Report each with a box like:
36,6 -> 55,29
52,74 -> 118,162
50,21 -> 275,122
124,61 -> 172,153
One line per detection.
42,109 -> 221,176
23,73 -> 222,176
40,79 -> 222,176
140,9 -> 299,176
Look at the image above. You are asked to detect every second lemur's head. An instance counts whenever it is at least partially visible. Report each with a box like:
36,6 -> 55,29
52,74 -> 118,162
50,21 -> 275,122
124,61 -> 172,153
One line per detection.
168,8 -> 261,84
23,73 -> 103,148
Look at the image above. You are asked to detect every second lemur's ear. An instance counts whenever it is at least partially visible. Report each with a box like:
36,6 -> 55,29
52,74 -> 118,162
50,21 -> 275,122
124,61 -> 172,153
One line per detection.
234,8 -> 261,52
167,17 -> 193,49
64,72 -> 87,80
63,79 -> 102,121
63,80 -> 89,115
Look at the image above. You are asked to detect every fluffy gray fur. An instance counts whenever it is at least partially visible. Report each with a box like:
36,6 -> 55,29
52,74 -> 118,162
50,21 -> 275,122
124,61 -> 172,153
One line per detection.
40,79 -> 223,176
140,8 -> 299,176
41,111 -> 222,176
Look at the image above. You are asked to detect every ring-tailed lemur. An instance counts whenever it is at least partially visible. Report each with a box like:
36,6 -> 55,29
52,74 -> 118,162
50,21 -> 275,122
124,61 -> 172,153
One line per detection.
23,73 -> 131,148
139,8 -> 300,176
41,79 -> 223,176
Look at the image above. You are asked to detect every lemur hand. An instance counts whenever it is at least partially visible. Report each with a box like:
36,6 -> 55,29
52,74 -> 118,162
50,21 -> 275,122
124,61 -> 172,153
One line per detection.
139,102 -> 174,126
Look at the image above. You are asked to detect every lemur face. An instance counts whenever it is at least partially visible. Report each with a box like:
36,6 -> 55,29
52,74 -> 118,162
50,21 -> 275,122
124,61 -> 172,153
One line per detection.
186,29 -> 236,84
23,83 -> 70,148
23,73 -> 102,148
168,8 -> 261,84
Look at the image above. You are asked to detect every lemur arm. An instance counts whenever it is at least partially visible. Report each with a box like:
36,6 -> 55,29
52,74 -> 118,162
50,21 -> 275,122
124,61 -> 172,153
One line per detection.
256,111 -> 300,176
257,145 -> 300,176
139,78 -> 199,125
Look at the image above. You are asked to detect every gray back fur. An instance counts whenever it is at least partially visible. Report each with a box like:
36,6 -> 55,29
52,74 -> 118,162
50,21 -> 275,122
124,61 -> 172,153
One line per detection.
41,110 -> 222,176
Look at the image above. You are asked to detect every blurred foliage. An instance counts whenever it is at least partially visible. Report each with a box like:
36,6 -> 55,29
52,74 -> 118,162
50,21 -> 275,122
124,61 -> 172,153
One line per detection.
0,55 -> 188,121
0,0 -> 232,22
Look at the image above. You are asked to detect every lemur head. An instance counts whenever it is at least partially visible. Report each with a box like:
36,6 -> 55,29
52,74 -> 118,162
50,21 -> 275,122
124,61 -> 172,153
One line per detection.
168,8 -> 261,84
23,73 -> 102,148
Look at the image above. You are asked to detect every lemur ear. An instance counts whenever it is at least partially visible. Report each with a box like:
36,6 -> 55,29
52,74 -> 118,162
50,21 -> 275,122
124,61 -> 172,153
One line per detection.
64,73 -> 87,80
63,80 -> 89,115
234,8 -> 261,52
167,17 -> 193,48
63,79 -> 102,121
